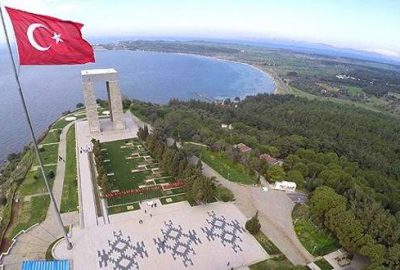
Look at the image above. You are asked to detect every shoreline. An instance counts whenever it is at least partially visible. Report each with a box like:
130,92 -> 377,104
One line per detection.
172,52 -> 278,95
105,48 -> 279,96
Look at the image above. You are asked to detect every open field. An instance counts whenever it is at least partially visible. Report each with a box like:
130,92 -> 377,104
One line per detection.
198,148 -> 256,185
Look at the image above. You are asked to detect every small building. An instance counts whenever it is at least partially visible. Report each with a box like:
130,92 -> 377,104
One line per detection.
221,123 -> 233,130
273,181 -> 296,192
260,154 -> 283,166
234,143 -> 252,153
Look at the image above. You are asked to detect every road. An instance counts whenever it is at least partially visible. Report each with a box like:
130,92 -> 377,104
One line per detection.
191,156 -> 314,265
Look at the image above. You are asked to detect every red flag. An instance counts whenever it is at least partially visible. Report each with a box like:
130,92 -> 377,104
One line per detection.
5,7 -> 95,65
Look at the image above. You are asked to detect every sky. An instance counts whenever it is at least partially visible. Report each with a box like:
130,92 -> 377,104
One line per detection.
1,0 -> 400,58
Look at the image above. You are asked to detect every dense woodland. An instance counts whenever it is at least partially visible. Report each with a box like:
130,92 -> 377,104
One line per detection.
131,94 -> 400,269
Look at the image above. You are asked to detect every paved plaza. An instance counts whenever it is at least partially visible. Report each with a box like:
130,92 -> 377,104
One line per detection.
54,201 -> 269,270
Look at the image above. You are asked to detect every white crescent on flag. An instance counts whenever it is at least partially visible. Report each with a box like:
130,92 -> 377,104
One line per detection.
26,23 -> 51,51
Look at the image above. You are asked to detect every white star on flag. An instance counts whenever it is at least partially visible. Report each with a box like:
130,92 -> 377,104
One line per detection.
51,32 -> 63,44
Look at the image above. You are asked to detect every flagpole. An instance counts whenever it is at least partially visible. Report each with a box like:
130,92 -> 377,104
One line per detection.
0,7 -> 72,250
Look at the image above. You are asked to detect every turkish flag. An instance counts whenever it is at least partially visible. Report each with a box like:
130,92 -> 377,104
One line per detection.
5,7 -> 95,65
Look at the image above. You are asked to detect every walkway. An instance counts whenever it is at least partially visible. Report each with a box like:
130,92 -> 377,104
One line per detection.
75,121 -> 98,228
191,156 -> 314,266
47,122 -> 74,218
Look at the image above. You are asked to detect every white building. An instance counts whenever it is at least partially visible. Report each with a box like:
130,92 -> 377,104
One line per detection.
273,181 -> 296,192
221,123 -> 233,130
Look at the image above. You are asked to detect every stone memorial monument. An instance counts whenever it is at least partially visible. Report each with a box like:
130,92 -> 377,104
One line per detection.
81,68 -> 125,135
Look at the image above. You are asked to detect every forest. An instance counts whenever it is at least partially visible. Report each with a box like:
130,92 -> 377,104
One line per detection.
130,94 -> 400,269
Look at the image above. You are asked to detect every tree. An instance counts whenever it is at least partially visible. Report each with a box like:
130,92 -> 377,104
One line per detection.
245,211 -> 261,234
122,98 -> 132,109
216,186 -> 234,202
310,186 -> 347,218
387,244 -> 400,269
266,165 -> 285,182
47,170 -> 55,179
192,176 -> 216,203
293,162 -> 309,177
287,170 -> 304,187
76,102 -> 84,108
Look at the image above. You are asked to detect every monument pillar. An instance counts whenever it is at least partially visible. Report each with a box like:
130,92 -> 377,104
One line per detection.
83,81 -> 101,134
107,80 -> 125,130
81,68 -> 125,135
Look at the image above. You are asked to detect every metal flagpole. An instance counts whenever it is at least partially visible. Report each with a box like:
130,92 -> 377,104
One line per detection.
0,6 -> 72,250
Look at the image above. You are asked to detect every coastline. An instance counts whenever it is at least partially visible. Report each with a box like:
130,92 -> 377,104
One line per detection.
173,52 -> 279,95
105,48 -> 279,96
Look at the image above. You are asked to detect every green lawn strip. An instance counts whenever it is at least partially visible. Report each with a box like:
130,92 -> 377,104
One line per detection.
199,149 -> 256,184
40,129 -> 61,144
160,194 -> 187,205
254,231 -> 281,255
36,144 -> 59,165
154,176 -> 173,184
107,189 -> 164,206
250,255 -> 307,270
107,202 -> 140,215
163,188 -> 184,195
51,112 -> 86,130
18,166 -> 56,196
293,205 -> 340,256
60,125 -> 78,213
315,258 -> 334,270
10,195 -> 50,239
46,237 -> 63,260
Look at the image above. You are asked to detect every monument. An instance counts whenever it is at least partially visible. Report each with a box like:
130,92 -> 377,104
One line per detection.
81,68 -> 125,135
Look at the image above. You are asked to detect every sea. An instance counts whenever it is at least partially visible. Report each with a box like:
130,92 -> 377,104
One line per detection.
0,49 -> 275,163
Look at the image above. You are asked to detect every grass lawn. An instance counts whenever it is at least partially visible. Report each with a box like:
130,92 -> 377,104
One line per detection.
51,109 -> 86,130
254,231 -> 281,255
40,129 -> 61,144
346,86 -> 364,96
315,258 -> 333,270
101,139 -> 186,206
36,144 -> 59,165
293,205 -> 340,256
18,166 -> 56,196
108,202 -> 140,215
250,256 -> 307,270
199,149 -> 256,185
60,125 -> 79,213
103,139 -> 153,190
10,195 -> 50,238
160,194 -> 187,205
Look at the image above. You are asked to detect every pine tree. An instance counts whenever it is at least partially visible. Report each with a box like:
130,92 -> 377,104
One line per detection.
245,211 -> 261,235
